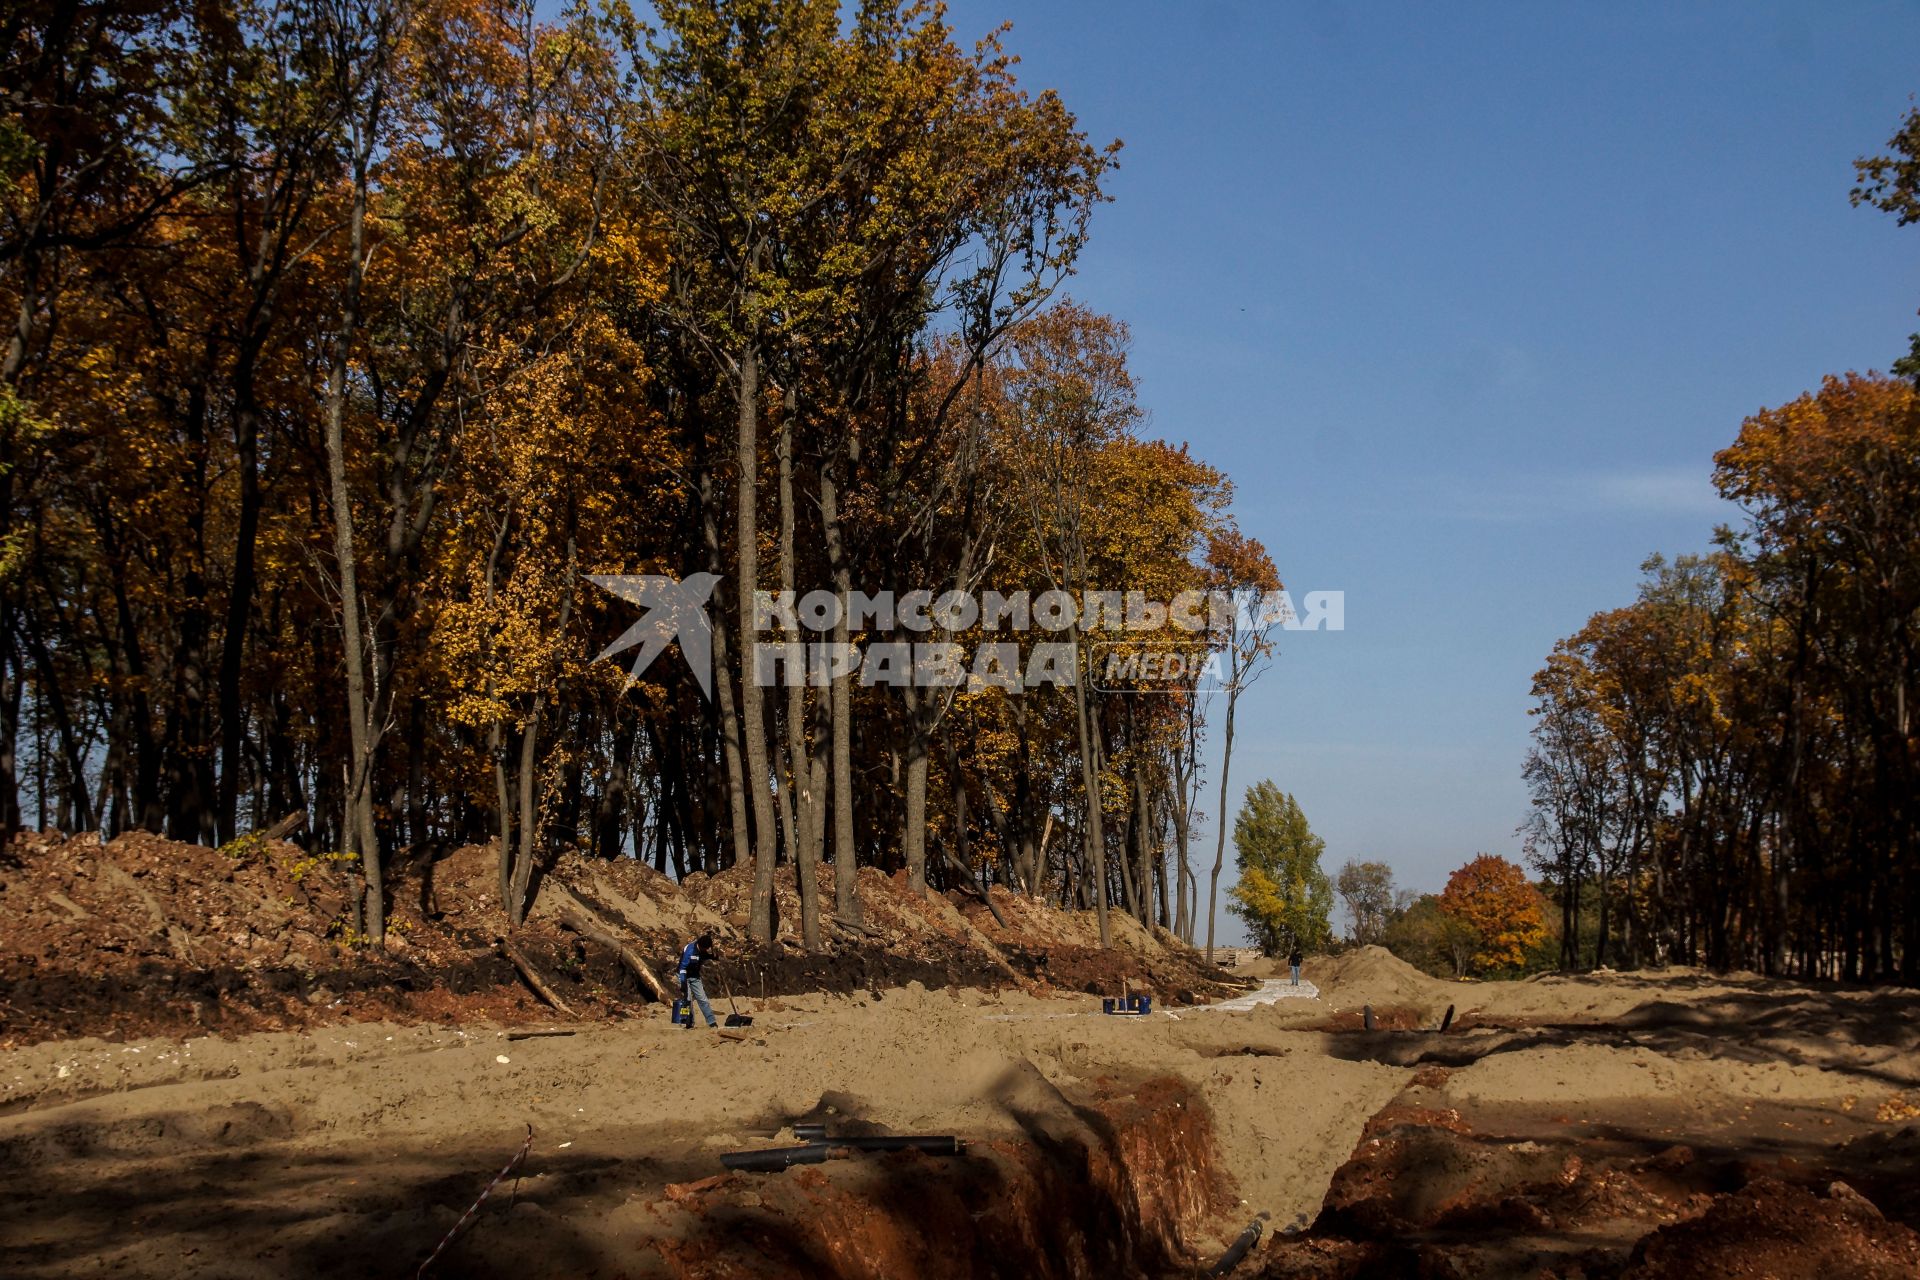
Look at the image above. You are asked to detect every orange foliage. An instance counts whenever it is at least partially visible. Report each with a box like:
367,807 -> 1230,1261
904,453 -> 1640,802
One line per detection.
1438,854 -> 1546,973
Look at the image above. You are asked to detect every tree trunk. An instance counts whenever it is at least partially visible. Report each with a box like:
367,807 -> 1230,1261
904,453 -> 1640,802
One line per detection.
821,463 -> 859,920
510,697 -> 543,925
407,695 -> 428,857
778,402 -> 820,949
1069,624 -> 1110,946
1205,690 -> 1238,963
1171,794 -> 1193,941
700,468 -> 752,873
0,576 -> 16,836
1135,767 -> 1157,927
805,753 -> 828,863
216,399 -> 263,847
323,126 -> 383,942
902,716 -> 930,895
1116,809 -> 1141,921
736,342 -> 778,941
597,720 -> 633,859
506,539 -> 577,924
1153,787 -> 1173,930
483,508 -> 514,911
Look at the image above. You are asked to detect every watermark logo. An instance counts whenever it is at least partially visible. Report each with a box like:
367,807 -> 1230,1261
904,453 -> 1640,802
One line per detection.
1087,642 -> 1228,693
589,573 -> 720,697
590,578 -> 1341,695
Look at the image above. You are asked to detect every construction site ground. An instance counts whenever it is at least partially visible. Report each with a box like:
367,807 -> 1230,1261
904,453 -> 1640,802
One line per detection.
6,832 -> 1920,1278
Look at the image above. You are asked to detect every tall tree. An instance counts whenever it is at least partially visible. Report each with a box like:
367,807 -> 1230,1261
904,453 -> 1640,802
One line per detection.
1225,780 -> 1332,956
1335,859 -> 1395,946
1202,531 -> 1281,962
1438,854 -> 1546,974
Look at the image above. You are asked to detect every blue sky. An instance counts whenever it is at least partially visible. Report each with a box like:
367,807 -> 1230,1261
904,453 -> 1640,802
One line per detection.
939,1 -> 1920,933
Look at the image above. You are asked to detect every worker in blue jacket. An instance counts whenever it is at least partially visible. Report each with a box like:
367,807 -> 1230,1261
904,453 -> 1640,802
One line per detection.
676,933 -> 718,1029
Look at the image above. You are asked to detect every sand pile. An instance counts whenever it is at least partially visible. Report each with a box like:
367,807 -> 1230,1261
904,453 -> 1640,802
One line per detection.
1306,945 -> 1454,1017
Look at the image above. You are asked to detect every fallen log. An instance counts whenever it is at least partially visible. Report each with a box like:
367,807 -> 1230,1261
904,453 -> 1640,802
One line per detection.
832,914 -> 884,939
940,846 -> 1009,929
260,809 -> 307,841
548,885 -> 671,1002
500,937 -> 576,1017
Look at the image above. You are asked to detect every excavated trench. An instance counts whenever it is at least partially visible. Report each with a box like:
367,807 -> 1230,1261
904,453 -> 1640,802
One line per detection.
15,1038 -> 1920,1279
647,1074 -> 1237,1279
0,1068 -> 1252,1280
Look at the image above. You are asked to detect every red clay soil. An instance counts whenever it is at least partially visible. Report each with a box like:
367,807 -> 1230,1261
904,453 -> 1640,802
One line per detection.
1,830 -> 1238,1049
1307,1005 -> 1432,1033
1251,1100 -> 1920,1280
1622,1177 -> 1920,1280
648,1074 -> 1233,1280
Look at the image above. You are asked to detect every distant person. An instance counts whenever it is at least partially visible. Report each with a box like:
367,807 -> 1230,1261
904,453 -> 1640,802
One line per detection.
676,933 -> 718,1029
1288,947 -> 1303,986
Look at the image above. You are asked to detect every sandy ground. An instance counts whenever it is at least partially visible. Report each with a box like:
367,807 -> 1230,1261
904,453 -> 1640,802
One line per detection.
5,952 -> 1920,1278
0,982 -> 1401,1277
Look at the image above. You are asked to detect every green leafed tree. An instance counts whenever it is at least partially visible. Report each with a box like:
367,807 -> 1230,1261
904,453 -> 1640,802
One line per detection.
1226,781 -> 1332,956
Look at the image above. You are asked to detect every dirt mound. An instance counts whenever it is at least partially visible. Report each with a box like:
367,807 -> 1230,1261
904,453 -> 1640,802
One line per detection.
1624,1178 -> 1920,1279
1306,946 -> 1452,1016
1257,1102 -> 1920,1279
680,860 -> 980,948
1,829 -> 1236,1048
1311,1108 -> 1702,1242
671,859 -> 1231,1003
0,831 -> 579,1047
2,829 -> 364,975
1834,1126 -> 1920,1228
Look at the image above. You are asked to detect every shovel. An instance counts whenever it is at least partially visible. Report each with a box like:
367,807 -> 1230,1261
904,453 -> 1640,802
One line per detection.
720,976 -> 754,1027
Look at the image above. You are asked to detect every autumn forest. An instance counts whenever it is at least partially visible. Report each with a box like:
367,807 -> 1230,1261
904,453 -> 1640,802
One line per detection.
3,0 -> 1291,956
1521,118 -> 1920,983
5,0 -> 1919,982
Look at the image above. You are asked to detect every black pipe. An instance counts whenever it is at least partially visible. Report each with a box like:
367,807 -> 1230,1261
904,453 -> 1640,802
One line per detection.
721,1136 -> 962,1172
721,1143 -> 830,1172
826,1136 -> 961,1156
1207,1218 -> 1263,1275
